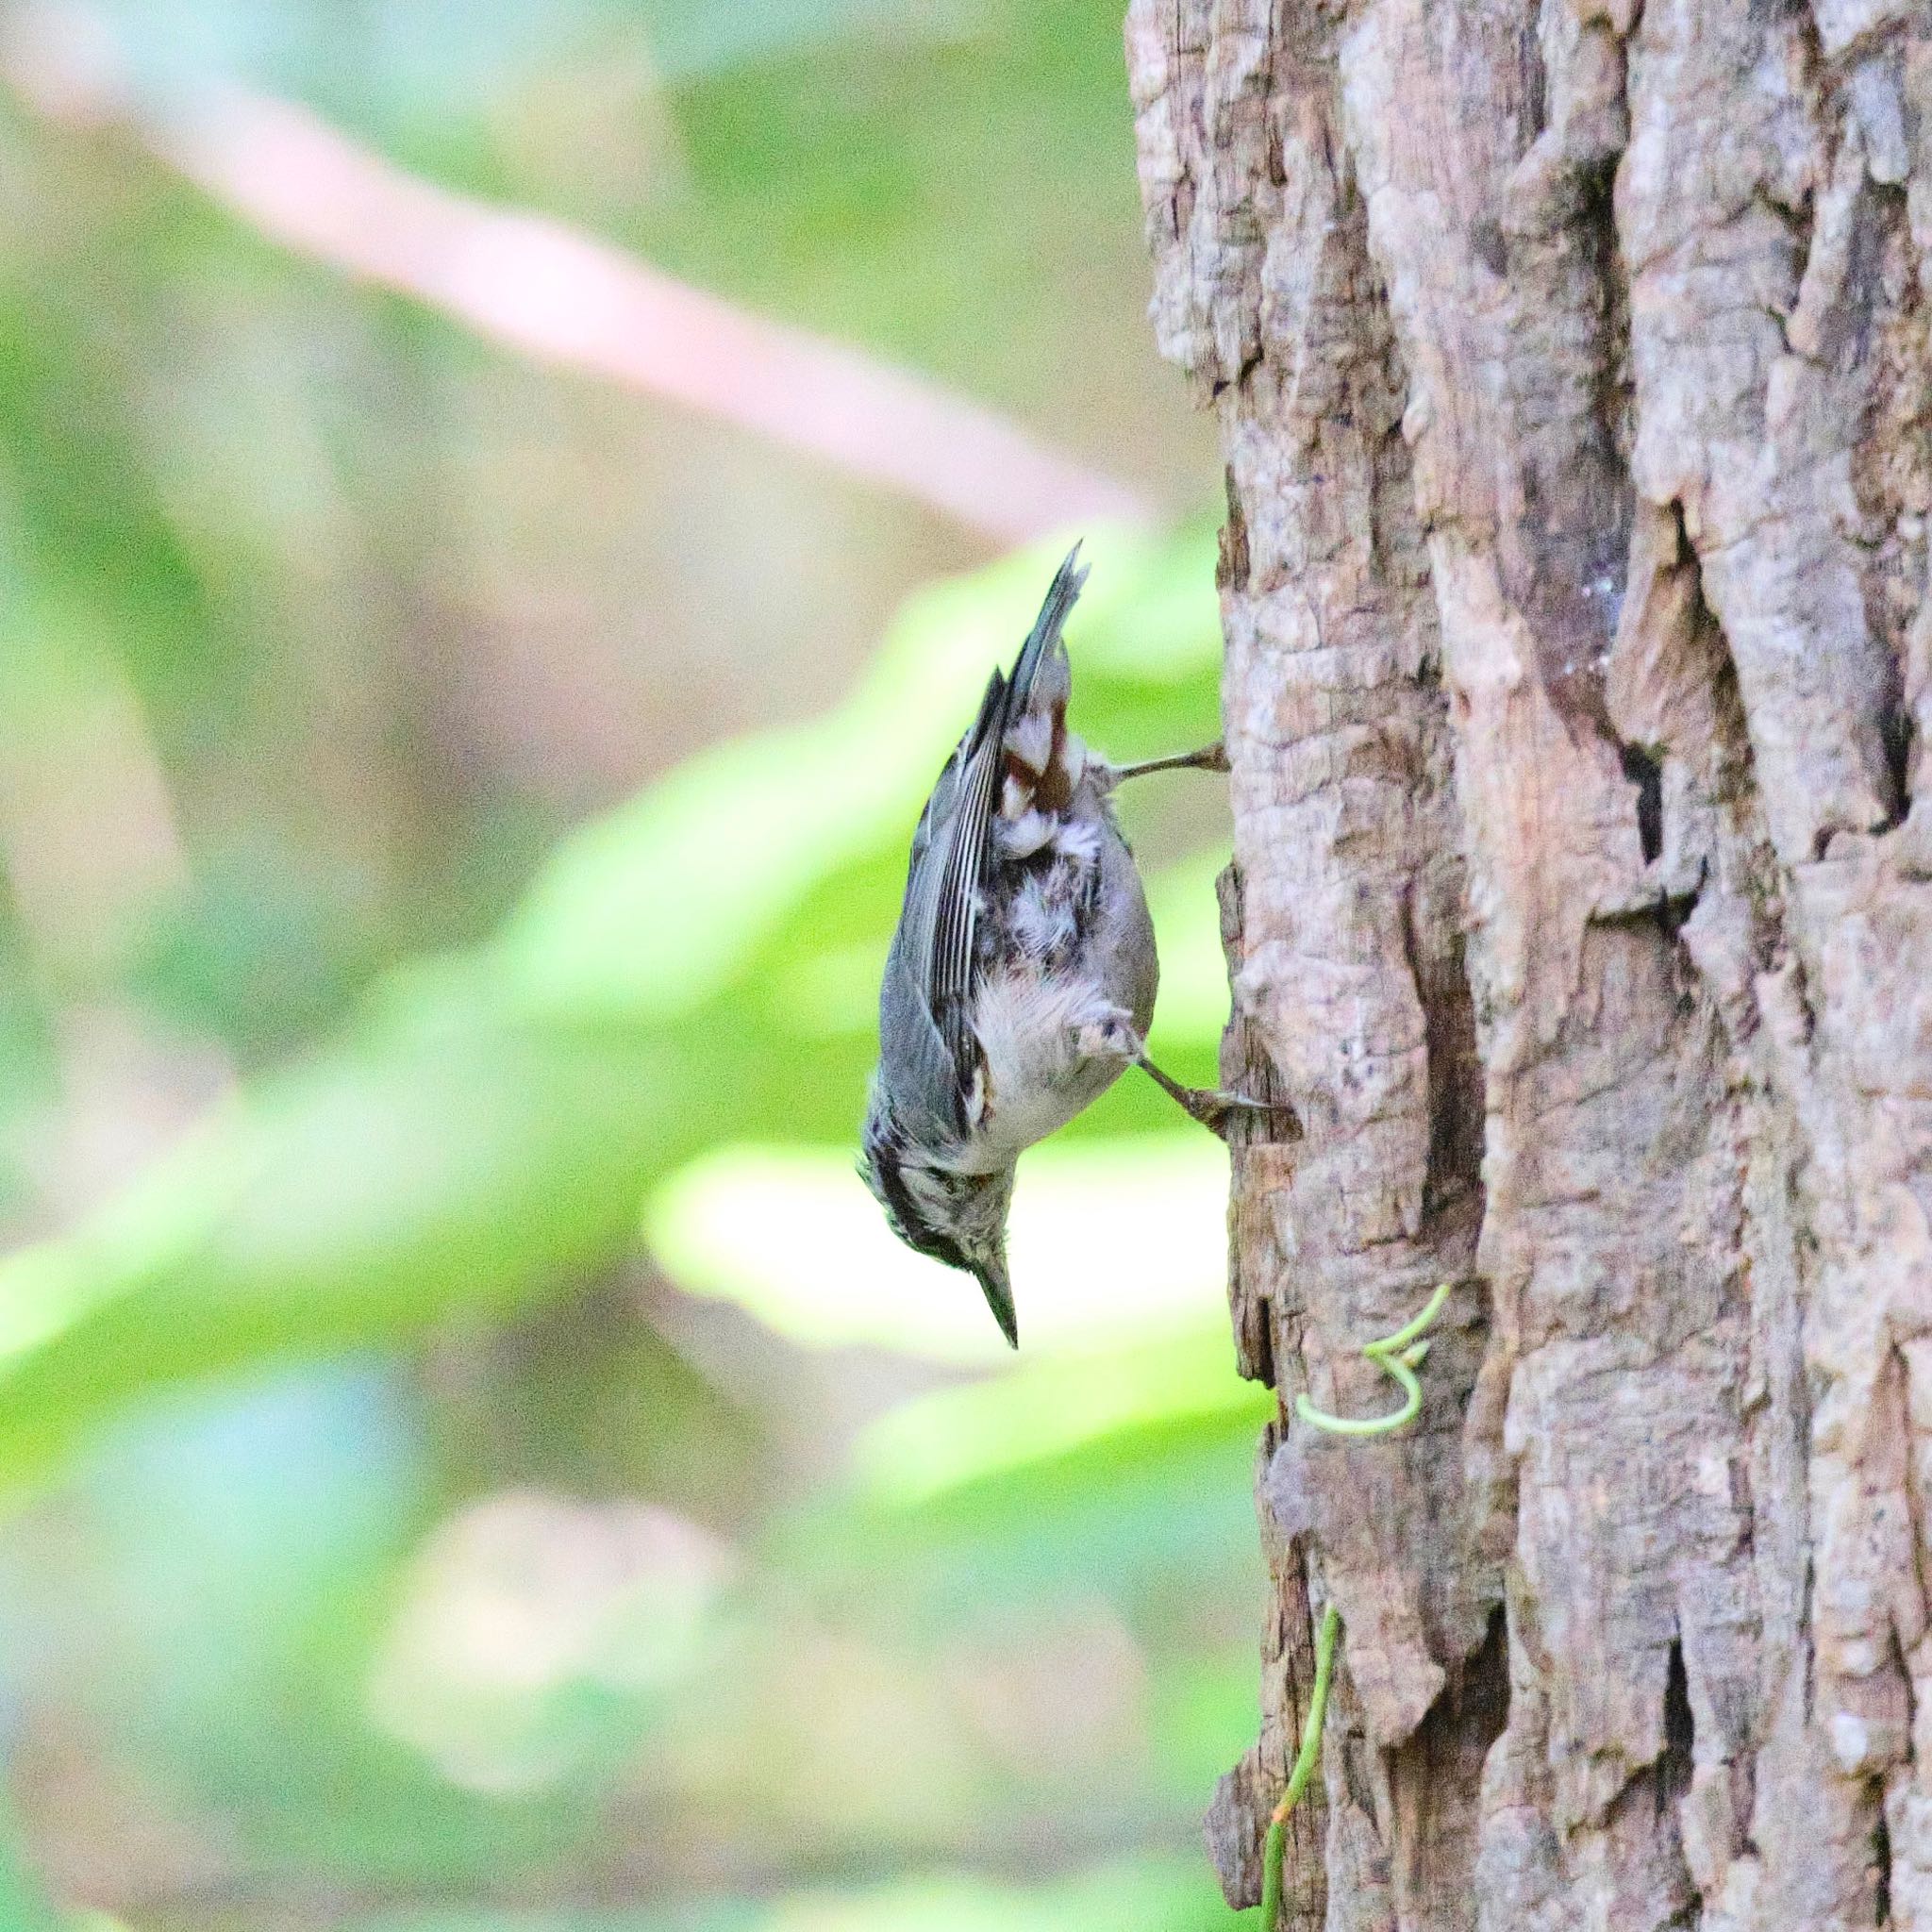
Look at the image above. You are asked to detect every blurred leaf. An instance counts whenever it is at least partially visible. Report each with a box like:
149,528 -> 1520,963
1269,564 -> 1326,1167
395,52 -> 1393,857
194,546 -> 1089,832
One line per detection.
1142,849 -> 1233,1041
427,1284 -> 766,1517
851,1321 -> 1267,1506
341,1855 -> 1245,1929
0,1024 -> 695,1474
364,1491 -> 735,1801
0,223 -> 234,734
635,0 -> 1170,435
635,0 -> 969,80
0,525 -> 1225,1476
0,8 -> 1247,1920
129,834 -> 390,1058
488,525 -> 1219,1020
647,1136 -> 1232,1364
85,0 -> 942,127
86,0 -> 612,130
0,1798 -> 64,1932
805,1395 -> 1266,1626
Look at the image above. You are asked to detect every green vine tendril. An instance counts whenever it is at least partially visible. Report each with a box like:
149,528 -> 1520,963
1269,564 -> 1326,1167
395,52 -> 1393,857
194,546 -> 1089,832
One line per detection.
1257,1598 -> 1339,1929
1258,1281 -> 1453,1924
1292,1280 -> 1452,1438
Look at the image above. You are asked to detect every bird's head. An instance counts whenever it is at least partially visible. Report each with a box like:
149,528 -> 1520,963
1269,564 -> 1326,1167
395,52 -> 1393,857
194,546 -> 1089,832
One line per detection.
859,1110 -> 1018,1347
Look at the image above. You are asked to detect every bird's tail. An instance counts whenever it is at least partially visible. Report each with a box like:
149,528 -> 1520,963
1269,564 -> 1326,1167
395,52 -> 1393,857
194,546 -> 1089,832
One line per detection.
1005,541 -> 1088,714
996,542 -> 1088,824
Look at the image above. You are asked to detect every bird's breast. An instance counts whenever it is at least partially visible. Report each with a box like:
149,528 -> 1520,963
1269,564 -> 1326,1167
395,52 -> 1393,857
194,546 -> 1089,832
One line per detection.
954,963 -> 1131,1171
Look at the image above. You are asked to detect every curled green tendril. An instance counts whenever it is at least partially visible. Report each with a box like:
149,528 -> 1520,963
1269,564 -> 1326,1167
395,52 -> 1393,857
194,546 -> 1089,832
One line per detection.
1291,1281 -> 1453,1439
1256,1282 -> 1453,1923
1259,1599 -> 1340,1929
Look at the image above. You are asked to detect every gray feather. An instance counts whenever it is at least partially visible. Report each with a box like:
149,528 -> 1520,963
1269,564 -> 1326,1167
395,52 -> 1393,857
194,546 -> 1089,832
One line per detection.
1005,541 -> 1088,720
873,544 -> 1091,1142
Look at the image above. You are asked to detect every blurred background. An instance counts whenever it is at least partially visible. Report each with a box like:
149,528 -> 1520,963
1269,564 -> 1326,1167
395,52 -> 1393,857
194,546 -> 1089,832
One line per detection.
0,1 -> 1265,1925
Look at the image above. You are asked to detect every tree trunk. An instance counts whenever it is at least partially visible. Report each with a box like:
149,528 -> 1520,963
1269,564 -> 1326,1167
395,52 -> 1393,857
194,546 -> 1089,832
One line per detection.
1128,1 -> 1932,1926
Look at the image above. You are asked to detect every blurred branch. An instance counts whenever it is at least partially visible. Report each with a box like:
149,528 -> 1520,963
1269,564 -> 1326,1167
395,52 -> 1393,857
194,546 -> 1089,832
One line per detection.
4,5 -> 1157,546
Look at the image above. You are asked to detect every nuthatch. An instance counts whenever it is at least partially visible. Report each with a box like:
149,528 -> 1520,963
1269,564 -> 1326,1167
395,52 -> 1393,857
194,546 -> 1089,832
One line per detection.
858,544 -> 1278,1347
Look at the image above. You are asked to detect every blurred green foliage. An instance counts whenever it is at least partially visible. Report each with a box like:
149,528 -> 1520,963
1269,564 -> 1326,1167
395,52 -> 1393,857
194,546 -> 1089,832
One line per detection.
0,2 -> 1257,1927
0,525 -> 1231,1469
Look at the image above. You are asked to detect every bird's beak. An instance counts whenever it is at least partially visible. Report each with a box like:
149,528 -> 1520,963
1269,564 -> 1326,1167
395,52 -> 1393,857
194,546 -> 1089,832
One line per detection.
974,1257 -> 1019,1349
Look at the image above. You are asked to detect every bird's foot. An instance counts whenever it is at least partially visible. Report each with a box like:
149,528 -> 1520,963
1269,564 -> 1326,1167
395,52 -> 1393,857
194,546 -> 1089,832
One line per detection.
1134,1051 -> 1297,1141
1110,740 -> 1229,781
1179,1086 -> 1276,1130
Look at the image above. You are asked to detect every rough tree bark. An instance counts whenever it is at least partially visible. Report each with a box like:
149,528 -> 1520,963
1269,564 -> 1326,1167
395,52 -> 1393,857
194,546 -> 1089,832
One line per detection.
1128,0 -> 1932,1925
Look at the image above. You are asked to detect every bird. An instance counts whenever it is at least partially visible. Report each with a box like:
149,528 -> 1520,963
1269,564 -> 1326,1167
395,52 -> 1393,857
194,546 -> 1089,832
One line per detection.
858,542 -> 1280,1348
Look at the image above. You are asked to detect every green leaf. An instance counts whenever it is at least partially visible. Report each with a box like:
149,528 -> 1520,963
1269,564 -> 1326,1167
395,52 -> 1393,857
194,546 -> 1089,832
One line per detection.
646,1135 -> 1234,1363
0,1798 -> 69,1932
0,525 -> 1225,1475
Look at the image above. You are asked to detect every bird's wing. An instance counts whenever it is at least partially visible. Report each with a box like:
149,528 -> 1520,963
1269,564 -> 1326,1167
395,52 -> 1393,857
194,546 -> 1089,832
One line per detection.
877,669 -> 1005,1137
926,674 -> 1008,1066
876,544 -> 1091,1138
926,545 -> 1091,1063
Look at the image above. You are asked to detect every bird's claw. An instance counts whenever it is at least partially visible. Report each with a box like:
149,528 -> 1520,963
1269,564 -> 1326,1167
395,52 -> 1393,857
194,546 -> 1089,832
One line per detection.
1112,740 -> 1229,780
1174,1083 -> 1296,1140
